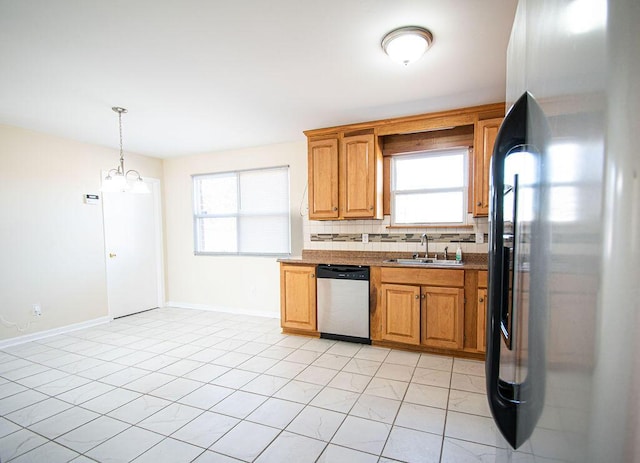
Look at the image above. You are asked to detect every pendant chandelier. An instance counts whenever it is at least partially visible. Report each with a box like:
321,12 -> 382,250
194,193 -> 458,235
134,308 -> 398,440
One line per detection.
102,107 -> 149,194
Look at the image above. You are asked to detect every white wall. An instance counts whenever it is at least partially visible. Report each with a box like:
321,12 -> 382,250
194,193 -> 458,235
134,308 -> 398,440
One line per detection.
163,141 -> 307,317
0,124 -> 163,341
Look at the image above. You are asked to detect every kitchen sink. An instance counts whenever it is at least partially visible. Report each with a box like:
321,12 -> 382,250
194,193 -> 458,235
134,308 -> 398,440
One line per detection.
383,258 -> 434,264
383,258 -> 463,266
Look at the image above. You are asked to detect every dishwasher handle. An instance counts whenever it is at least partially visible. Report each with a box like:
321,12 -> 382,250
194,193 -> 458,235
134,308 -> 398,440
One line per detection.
316,265 -> 370,280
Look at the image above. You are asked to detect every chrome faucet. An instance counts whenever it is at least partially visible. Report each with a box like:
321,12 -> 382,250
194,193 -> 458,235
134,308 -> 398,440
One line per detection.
444,246 -> 449,261
420,233 -> 429,258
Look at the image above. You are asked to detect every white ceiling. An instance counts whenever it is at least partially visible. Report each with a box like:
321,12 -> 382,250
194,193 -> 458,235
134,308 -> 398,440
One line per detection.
0,0 -> 517,158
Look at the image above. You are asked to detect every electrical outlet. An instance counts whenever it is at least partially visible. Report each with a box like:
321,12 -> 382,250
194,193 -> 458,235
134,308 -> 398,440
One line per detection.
476,232 -> 484,244
362,233 -> 369,243
32,304 -> 42,316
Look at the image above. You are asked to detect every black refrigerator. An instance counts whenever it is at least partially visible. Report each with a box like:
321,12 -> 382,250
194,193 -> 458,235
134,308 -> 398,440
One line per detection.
485,0 -> 640,461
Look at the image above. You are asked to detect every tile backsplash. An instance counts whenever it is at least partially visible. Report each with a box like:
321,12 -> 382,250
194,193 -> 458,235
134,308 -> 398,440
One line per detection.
303,215 -> 489,255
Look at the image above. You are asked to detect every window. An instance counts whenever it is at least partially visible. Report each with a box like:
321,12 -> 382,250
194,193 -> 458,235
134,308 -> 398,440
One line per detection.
193,166 -> 291,255
391,148 -> 468,225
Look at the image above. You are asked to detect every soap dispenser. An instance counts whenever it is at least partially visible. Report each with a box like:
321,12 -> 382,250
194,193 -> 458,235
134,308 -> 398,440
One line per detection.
456,244 -> 463,263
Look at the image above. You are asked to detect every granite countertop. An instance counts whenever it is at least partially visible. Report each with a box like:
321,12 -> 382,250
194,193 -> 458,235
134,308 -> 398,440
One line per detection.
279,250 -> 488,270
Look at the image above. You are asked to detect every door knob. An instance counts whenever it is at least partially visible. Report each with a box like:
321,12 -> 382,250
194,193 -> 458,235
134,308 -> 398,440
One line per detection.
109,253 -> 117,258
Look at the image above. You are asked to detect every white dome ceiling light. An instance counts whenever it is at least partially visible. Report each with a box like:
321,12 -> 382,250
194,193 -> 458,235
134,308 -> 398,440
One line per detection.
381,26 -> 434,66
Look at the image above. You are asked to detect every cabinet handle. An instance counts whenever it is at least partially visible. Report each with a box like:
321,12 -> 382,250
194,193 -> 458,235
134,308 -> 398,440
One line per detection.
479,297 -> 484,302
421,294 -> 426,299
369,206 -> 374,210
333,207 -> 338,211
310,274 -> 315,278
477,201 -> 482,206
415,295 -> 420,299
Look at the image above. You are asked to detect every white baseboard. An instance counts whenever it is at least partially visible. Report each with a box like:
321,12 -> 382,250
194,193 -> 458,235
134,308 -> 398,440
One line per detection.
166,301 -> 279,319
0,316 -> 112,350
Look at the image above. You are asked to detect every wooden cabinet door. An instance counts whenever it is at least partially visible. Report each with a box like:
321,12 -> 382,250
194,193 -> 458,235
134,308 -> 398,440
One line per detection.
477,288 -> 488,352
280,264 -> 317,332
421,286 -> 464,349
308,138 -> 339,219
340,134 -> 376,218
380,283 -> 420,345
473,118 -> 503,216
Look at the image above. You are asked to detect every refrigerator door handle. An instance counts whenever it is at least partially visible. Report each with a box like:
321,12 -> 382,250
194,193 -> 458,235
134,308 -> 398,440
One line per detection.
487,92 -> 547,449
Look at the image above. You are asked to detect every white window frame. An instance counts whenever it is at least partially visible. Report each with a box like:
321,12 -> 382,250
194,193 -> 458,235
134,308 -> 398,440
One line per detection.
193,165 -> 291,256
391,148 -> 469,226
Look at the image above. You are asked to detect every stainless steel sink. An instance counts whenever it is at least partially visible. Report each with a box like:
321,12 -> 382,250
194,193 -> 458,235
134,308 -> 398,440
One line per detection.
383,258 -> 463,266
431,260 -> 463,266
383,258 -> 434,264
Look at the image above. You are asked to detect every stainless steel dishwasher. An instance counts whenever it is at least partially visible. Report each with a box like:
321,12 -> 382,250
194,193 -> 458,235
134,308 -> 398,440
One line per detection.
316,264 -> 370,344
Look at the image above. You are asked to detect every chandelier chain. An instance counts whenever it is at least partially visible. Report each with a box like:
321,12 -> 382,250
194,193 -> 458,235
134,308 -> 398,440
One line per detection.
118,110 -> 124,164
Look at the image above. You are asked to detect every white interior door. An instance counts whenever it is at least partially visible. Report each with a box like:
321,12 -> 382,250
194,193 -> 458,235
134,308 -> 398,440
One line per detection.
103,177 -> 163,318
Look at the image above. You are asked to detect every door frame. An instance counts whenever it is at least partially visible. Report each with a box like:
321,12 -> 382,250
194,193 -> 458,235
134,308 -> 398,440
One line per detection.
101,173 -> 165,319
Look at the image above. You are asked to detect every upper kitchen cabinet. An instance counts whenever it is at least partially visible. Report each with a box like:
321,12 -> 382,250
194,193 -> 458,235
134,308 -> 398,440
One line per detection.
473,117 -> 503,216
308,138 -> 339,219
305,103 -> 505,221
307,131 -> 383,220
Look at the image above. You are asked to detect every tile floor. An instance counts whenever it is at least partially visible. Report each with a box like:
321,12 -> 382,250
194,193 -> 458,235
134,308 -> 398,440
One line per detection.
0,307 -> 533,462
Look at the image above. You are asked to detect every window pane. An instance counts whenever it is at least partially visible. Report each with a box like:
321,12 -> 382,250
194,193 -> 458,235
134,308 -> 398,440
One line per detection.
193,166 -> 291,255
197,174 -> 237,214
394,152 -> 464,190
395,192 -> 464,224
239,215 -> 290,254
197,217 -> 237,253
240,168 -> 289,214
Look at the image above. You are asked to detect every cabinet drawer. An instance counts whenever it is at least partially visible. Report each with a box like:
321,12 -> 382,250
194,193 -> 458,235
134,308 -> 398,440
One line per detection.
380,267 -> 464,287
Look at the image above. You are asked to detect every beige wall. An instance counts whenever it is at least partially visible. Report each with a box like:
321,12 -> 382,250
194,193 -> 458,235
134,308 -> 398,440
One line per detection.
163,141 -> 307,317
0,124 -> 163,341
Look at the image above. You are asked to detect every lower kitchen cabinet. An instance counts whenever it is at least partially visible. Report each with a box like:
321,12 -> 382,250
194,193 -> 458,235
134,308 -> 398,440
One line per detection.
374,267 -> 475,356
380,283 -> 421,345
421,286 -> 465,350
477,288 -> 488,352
280,264 -> 317,333
477,271 -> 488,353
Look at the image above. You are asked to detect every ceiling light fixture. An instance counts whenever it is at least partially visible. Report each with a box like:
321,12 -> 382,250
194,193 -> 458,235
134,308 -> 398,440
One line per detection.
381,26 -> 433,66
102,107 -> 149,194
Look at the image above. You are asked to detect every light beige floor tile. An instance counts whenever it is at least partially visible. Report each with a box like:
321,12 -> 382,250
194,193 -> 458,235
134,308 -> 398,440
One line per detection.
349,394 -> 401,424
55,415 -> 129,453
209,420 -> 279,462
85,426 -> 163,463
404,383 -> 449,409
417,353 -> 454,372
254,431 -> 326,463
331,415 -> 391,455
445,411 -> 506,448
395,402 -> 446,435
286,405 -> 345,441
412,367 -> 452,388
0,428 -> 47,461
317,444 -> 379,463
447,389 -> 491,417
382,426 -> 442,463
132,437 -> 203,463
210,390 -> 267,419
363,377 -> 408,401
450,373 -> 487,394
309,386 -> 360,413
